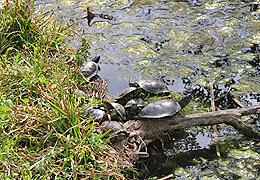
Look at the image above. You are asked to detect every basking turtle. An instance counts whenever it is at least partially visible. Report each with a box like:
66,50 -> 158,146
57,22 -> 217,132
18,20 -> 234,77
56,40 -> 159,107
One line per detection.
79,56 -> 101,79
129,79 -> 170,96
80,106 -> 107,123
116,87 -> 145,106
99,121 -> 129,141
102,101 -> 126,121
137,95 -> 192,119
125,98 -> 148,117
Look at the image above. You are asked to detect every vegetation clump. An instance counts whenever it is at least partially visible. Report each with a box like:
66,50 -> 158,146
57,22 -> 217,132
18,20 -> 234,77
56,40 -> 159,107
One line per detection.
0,0 -> 132,179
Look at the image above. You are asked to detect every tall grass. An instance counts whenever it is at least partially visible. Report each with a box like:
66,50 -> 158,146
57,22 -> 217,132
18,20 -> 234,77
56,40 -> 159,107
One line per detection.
0,0 -> 132,179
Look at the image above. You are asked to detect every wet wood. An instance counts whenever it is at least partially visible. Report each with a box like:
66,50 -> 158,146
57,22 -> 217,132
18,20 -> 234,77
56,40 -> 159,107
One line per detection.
82,8 -> 116,26
123,105 -> 260,160
210,81 -> 221,157
158,174 -> 174,180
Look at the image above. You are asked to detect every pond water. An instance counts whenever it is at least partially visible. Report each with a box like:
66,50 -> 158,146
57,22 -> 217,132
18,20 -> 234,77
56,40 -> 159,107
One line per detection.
35,0 -> 260,179
37,0 -> 260,103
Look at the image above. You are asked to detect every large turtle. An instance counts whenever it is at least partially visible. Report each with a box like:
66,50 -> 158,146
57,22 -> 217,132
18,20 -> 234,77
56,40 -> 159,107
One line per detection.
98,121 -> 129,141
129,79 -> 170,96
115,87 -> 145,106
137,95 -> 192,119
79,56 -> 101,79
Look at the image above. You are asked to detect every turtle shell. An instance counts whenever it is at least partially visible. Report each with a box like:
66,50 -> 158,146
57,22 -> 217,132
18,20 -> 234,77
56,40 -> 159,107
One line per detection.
88,109 -> 106,123
130,79 -> 169,95
80,61 -> 100,78
116,87 -> 145,106
138,99 -> 182,119
102,101 -> 126,121
125,98 -> 148,109
99,121 -> 129,139
80,106 -> 106,123
125,98 -> 148,117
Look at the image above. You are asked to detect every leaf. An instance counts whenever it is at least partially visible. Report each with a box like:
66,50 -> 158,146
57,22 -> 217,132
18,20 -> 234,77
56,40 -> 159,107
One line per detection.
21,98 -> 29,103
0,105 -> 11,111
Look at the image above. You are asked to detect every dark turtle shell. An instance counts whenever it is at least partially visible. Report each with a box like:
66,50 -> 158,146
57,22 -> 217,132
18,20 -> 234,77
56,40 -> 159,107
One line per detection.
79,56 -> 101,78
116,87 -> 145,106
138,95 -> 192,119
138,100 -> 181,119
80,106 -> 106,123
102,101 -> 126,121
130,79 -> 169,95
99,121 -> 129,139
80,61 -> 100,78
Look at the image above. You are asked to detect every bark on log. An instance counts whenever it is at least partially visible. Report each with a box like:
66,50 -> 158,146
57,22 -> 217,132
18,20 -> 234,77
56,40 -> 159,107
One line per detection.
121,106 -> 260,160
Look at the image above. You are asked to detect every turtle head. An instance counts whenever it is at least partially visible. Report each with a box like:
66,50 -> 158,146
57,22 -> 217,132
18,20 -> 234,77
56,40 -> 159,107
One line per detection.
92,55 -> 100,63
129,82 -> 139,87
178,95 -> 192,109
116,130 -> 130,141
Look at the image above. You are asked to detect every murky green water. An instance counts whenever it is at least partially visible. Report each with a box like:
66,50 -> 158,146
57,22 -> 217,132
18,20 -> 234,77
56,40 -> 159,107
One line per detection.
37,0 -> 260,102
35,0 -> 260,179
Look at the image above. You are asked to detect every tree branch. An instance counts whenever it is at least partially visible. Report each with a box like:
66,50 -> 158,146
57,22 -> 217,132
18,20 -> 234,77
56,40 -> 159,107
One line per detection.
122,106 -> 260,160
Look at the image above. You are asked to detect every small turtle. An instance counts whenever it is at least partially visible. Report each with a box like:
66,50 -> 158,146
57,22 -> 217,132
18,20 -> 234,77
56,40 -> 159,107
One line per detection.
116,87 -> 145,106
79,56 -> 101,79
130,79 -> 170,96
102,101 -> 126,121
99,121 -> 129,141
137,95 -> 192,119
125,98 -> 148,109
125,98 -> 148,117
80,106 -> 107,123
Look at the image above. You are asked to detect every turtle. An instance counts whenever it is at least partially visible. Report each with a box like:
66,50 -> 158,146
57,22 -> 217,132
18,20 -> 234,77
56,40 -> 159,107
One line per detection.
80,106 -> 107,123
98,121 -> 129,141
129,79 -> 170,96
115,87 -> 145,106
137,95 -> 192,119
102,101 -> 126,121
125,98 -> 148,117
79,56 -> 101,79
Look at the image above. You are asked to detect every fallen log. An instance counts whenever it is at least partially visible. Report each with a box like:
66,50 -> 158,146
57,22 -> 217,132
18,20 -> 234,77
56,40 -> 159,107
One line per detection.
121,105 -> 260,160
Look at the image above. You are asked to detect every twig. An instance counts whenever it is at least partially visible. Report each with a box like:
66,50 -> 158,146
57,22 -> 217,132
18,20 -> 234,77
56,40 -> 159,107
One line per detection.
158,174 -> 174,180
113,36 -> 127,47
233,97 -> 257,119
169,143 -> 185,159
210,81 -> 221,157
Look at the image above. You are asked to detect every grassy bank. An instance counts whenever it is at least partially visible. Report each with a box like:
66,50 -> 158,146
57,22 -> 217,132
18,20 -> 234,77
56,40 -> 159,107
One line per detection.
0,0 -> 131,179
